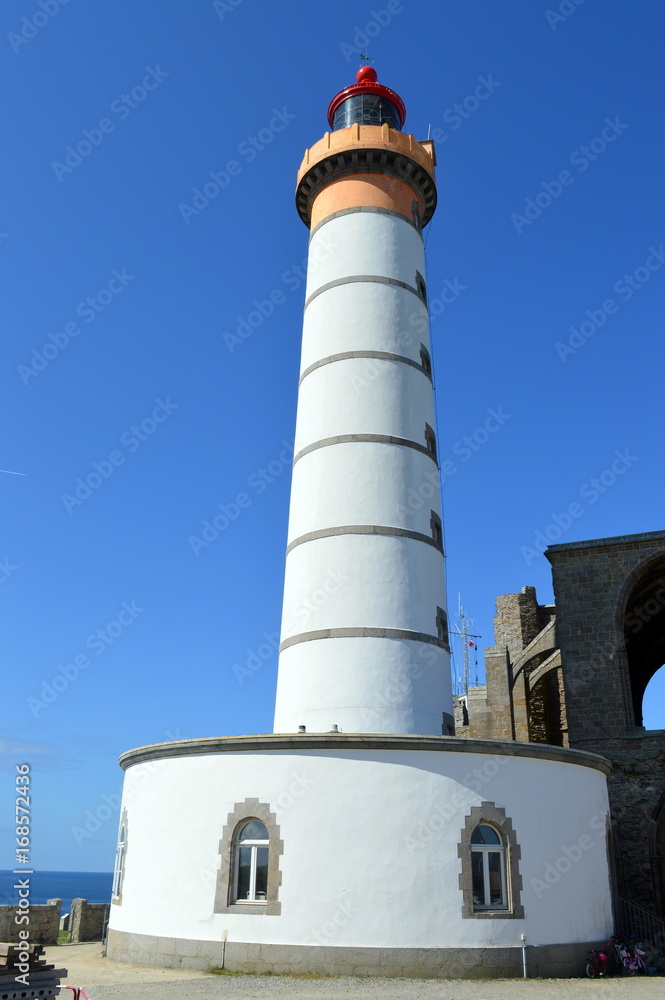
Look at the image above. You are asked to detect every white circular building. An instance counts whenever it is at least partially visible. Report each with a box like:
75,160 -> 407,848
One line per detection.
107,68 -> 614,978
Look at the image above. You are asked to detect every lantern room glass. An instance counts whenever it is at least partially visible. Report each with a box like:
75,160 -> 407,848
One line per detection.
332,94 -> 402,131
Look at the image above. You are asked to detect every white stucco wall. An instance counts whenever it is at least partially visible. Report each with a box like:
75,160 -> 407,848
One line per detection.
299,282 -> 430,376
274,208 -> 449,736
286,445 -> 441,543
276,638 -> 450,735
281,535 -> 445,636
294,360 -> 435,453
306,212 -> 425,295
109,746 -> 613,951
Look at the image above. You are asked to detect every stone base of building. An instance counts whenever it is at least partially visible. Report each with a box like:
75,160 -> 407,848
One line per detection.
107,929 -> 600,979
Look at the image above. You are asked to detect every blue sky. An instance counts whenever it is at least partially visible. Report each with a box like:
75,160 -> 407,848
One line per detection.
1,0 -> 664,871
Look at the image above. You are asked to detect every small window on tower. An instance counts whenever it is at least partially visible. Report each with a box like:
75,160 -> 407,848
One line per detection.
436,606 -> 450,651
425,423 -> 437,459
420,345 -> 432,379
415,271 -> 427,302
430,510 -> 443,550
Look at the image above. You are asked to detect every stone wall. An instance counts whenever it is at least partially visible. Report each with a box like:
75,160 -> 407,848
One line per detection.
458,529 -> 665,915
69,898 -> 110,942
0,901 -> 61,945
457,588 -> 561,744
494,587 -> 542,660
107,928 -> 603,978
547,530 -> 665,914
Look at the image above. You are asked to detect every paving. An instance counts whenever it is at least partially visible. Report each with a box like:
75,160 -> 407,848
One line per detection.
44,943 -> 663,1000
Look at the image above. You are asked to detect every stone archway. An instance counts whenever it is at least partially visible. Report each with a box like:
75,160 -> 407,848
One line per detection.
623,557 -> 665,726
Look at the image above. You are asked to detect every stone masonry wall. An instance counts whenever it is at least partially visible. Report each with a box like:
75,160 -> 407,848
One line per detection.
457,530 -> 665,915
0,902 -> 61,945
69,898 -> 110,942
547,530 -> 665,914
461,588 -> 556,742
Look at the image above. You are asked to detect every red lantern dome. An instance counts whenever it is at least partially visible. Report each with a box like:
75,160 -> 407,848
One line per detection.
327,67 -> 407,131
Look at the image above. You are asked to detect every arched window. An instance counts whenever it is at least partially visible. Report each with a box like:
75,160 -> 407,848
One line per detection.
234,819 -> 269,903
458,802 -> 524,919
623,557 -> 665,727
214,798 -> 283,915
112,824 -> 126,899
642,666 -> 665,730
470,824 -> 506,909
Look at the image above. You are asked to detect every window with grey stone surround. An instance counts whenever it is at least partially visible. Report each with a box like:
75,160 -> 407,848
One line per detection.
214,798 -> 283,916
458,802 -> 524,919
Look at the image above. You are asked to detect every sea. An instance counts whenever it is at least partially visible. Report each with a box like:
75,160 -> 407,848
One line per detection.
0,870 -> 113,916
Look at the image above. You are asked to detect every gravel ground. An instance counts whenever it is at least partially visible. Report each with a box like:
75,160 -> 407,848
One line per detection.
63,975 -> 665,1000
44,945 -> 663,1000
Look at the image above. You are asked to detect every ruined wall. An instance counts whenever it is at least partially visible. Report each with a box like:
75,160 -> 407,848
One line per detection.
547,530 -> 665,914
461,587 -> 560,743
457,530 -> 665,914
69,898 -> 110,942
493,587 -> 542,659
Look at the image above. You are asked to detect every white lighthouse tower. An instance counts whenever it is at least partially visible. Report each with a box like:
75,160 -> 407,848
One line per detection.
107,68 -> 614,979
275,66 -> 453,737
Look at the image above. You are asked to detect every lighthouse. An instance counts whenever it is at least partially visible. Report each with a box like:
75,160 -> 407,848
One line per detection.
274,66 -> 453,736
108,68 -> 614,979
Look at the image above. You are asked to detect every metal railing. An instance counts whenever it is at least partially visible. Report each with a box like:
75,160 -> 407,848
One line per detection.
615,895 -> 665,955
